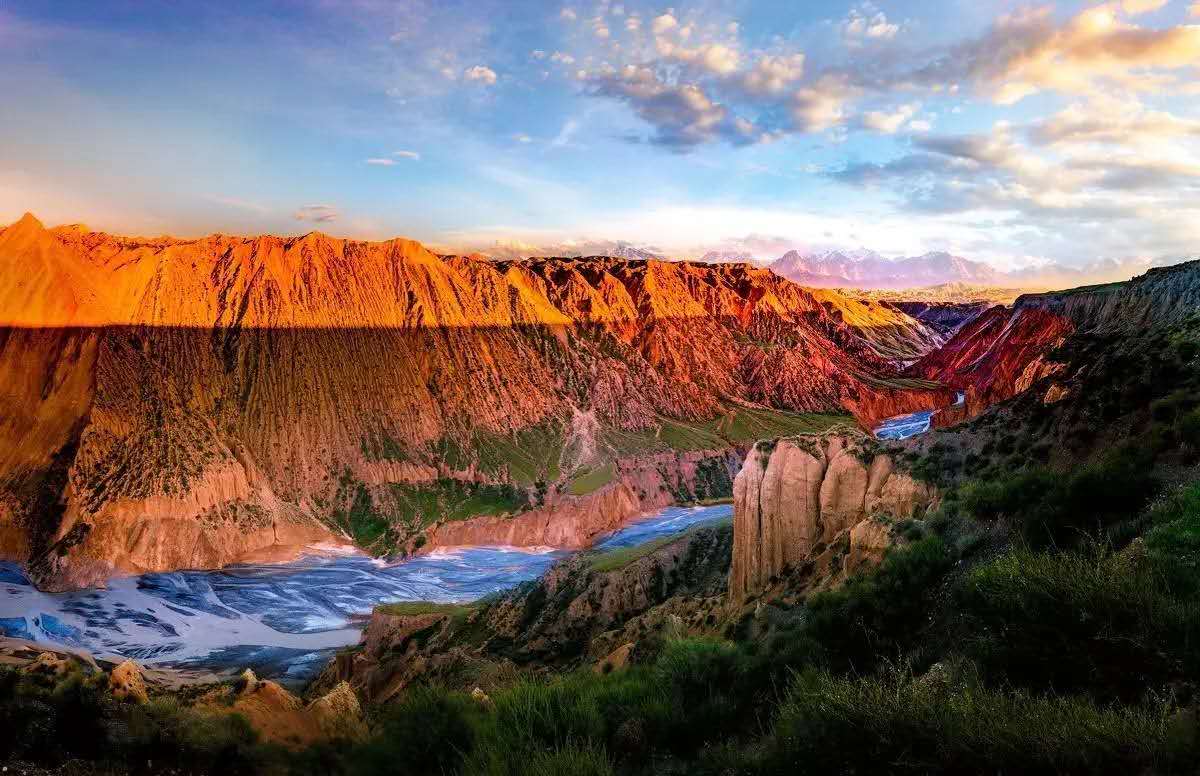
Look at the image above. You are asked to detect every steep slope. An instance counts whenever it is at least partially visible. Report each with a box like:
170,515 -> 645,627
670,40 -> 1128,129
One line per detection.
0,215 -> 951,589
891,301 -> 993,336
907,260 -> 1200,423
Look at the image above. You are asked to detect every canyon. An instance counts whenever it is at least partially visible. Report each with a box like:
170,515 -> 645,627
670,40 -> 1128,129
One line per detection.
0,214 -> 955,590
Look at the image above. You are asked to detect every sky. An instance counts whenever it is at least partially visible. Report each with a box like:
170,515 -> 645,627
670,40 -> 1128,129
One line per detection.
1,0 -> 1199,275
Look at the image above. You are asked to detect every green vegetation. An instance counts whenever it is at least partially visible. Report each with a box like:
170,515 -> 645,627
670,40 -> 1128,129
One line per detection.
428,424 -> 564,485
376,600 -> 478,618
385,479 -> 528,525
764,666 -> 1183,776
954,444 -> 1157,548
586,517 -> 732,573
0,664 -> 269,774
567,462 -> 616,496
604,407 -> 852,456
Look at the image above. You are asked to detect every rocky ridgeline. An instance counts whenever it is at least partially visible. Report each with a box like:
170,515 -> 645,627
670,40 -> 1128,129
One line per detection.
0,213 -> 950,590
730,432 -> 936,601
908,261 -> 1200,422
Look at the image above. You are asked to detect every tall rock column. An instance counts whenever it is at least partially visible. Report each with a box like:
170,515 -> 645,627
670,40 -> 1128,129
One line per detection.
730,433 -> 936,601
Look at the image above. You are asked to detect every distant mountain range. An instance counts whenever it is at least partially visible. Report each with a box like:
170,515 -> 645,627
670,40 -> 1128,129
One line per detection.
766,248 -> 1174,292
769,249 -> 1006,290
482,240 -> 1173,294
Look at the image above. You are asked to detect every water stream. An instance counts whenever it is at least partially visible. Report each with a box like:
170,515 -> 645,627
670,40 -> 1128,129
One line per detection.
873,391 -> 965,440
0,503 -> 732,682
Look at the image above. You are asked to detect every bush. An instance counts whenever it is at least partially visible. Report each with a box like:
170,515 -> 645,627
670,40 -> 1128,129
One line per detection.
762,666 -> 1192,775
958,451 -> 1157,549
351,686 -> 478,775
804,536 -> 952,672
0,665 -> 112,764
954,546 -> 1200,700
121,698 -> 265,775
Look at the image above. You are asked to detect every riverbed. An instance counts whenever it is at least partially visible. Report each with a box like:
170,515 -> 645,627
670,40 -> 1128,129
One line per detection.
873,391 -> 965,440
0,503 -> 732,682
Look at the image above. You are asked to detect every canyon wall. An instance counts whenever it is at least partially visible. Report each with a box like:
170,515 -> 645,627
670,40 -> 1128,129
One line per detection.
0,214 -> 951,588
908,261 -> 1200,423
730,433 -> 936,601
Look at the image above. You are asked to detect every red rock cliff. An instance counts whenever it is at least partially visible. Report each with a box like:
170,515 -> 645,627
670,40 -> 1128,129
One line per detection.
0,214 -> 949,588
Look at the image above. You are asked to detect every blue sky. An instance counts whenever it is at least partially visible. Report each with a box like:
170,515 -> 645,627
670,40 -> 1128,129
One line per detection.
1,0 -> 1198,274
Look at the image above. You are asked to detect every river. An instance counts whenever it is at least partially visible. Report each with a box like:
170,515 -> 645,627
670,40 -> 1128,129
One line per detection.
873,391 -> 965,440
0,503 -> 732,683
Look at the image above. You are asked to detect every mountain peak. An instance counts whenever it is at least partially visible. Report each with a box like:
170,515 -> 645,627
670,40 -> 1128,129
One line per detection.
8,212 -> 46,234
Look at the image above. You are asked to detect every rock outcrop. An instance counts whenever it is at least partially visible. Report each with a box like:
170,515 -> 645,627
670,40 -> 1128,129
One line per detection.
109,659 -> 149,704
730,433 -> 936,601
218,669 -> 365,747
319,522 -> 734,702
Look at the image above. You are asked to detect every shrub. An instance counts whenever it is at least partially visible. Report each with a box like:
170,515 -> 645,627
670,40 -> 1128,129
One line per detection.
0,665 -> 113,764
804,536 -> 952,672
762,666 -> 1192,775
121,698 -> 265,775
954,546 -> 1200,700
351,686 -> 478,776
958,452 -> 1157,549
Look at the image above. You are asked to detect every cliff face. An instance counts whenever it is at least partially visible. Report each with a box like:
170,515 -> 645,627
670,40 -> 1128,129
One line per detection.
908,306 -> 1074,419
0,214 -> 950,589
730,433 -> 936,601
892,301 -> 993,336
907,261 -> 1200,423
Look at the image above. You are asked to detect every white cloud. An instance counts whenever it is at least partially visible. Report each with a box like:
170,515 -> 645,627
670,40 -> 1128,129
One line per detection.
740,54 -> 805,95
651,13 -> 678,34
1122,0 -> 1169,14
365,158 -> 396,166
842,4 -> 900,44
293,205 -> 338,223
551,117 -> 581,148
560,8 -> 577,21
860,103 -> 920,134
512,133 -> 533,143
393,150 -> 421,160
791,76 -> 854,132
463,64 -> 497,85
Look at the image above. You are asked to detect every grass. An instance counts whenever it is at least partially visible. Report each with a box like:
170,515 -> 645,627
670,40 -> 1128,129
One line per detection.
384,479 -> 529,527
567,463 -> 616,496
430,423 -> 565,485
375,601 -> 478,618
763,666 -> 1187,775
853,372 -> 947,392
586,517 -> 732,573
603,407 -> 852,456
955,545 -> 1200,700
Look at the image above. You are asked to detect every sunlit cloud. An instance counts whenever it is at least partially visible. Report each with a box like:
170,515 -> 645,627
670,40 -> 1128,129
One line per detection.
463,64 -> 497,85
293,205 -> 338,223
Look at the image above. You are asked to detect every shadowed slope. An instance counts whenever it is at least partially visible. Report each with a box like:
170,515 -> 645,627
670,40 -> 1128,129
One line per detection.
0,215 -> 952,589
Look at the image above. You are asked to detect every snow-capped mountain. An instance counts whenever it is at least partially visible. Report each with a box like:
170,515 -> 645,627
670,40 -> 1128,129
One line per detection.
698,250 -> 759,264
770,249 -> 1005,289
